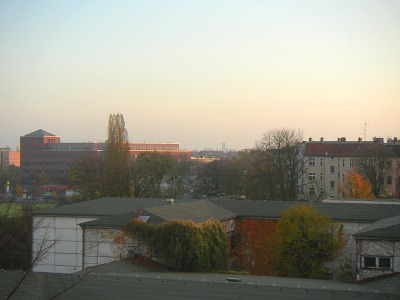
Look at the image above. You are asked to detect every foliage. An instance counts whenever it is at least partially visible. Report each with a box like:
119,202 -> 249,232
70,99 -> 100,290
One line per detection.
271,204 -> 345,278
0,204 -> 33,270
337,256 -> 356,283
232,219 -> 278,275
131,152 -> 177,198
357,144 -> 393,197
68,156 -> 104,200
256,128 -> 306,201
0,165 -> 21,196
107,113 -> 130,164
124,219 -> 228,272
342,168 -> 374,198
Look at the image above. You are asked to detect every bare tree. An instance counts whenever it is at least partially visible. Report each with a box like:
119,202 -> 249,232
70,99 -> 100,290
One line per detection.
256,128 -> 306,201
357,144 -> 393,197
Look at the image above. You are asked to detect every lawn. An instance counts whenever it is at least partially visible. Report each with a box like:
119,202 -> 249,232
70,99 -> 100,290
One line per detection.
0,202 -> 54,216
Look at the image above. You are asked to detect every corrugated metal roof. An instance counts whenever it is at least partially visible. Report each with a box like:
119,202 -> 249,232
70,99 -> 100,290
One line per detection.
353,214 -> 400,240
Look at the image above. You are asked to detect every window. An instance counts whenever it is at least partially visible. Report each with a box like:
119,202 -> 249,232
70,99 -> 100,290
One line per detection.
309,187 -> 315,196
309,173 -> 316,181
320,173 -> 323,180
387,176 -> 392,185
363,256 -> 392,269
379,257 -> 391,268
330,166 -> 335,174
364,257 -> 376,268
330,180 -> 335,190
350,159 -> 354,167
309,158 -> 315,166
342,159 -> 345,167
320,158 -> 323,166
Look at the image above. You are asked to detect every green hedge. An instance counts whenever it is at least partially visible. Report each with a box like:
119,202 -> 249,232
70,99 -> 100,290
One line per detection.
124,219 -> 228,272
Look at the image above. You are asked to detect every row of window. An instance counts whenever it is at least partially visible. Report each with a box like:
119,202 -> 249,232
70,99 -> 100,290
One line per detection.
22,169 -> 65,174
363,256 -> 391,269
309,158 -> 355,167
22,161 -> 74,167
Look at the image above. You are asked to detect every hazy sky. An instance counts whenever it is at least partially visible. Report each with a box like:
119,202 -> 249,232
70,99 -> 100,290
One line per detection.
1,1 -> 399,151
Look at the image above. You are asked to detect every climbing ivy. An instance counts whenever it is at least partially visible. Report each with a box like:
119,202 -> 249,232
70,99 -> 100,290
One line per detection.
124,219 -> 228,272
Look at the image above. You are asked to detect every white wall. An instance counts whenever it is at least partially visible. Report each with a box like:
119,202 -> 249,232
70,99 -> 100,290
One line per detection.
32,215 -> 96,273
83,228 -> 135,269
356,239 -> 400,281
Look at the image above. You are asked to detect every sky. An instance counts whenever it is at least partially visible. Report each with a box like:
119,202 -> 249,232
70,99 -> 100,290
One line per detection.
1,1 -> 399,151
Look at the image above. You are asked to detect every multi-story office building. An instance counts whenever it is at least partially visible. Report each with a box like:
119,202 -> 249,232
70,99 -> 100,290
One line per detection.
301,137 -> 400,200
20,129 -> 192,188
0,148 -> 20,171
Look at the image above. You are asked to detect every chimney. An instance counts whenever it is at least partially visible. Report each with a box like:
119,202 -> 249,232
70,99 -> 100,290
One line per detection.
309,137 -> 312,142
358,137 -> 362,144
394,137 -> 398,144
340,137 -> 346,142
320,137 -> 324,142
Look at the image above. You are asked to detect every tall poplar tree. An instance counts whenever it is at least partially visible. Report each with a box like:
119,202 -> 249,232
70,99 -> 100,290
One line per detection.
107,113 -> 130,164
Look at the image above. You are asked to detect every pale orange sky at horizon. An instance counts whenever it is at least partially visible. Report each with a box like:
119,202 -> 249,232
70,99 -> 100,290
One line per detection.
1,1 -> 399,151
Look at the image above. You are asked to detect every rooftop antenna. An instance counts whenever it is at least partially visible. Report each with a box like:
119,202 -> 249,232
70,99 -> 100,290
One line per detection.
362,121 -> 370,141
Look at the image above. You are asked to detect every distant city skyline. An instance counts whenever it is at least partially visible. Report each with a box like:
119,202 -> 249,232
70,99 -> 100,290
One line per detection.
1,1 -> 399,151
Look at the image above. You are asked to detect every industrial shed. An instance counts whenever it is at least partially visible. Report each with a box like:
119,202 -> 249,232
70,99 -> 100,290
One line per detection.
32,197 -> 400,281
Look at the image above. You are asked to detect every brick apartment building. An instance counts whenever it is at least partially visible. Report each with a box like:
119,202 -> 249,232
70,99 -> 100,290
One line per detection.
20,129 -> 192,189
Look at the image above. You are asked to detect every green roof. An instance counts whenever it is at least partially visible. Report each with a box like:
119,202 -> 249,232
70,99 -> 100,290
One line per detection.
353,214 -> 400,240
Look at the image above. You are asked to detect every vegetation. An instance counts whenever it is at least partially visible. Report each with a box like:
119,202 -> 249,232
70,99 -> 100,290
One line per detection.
357,144 -> 393,197
124,219 -> 228,272
271,204 -> 345,278
0,204 -> 33,270
342,168 -> 374,198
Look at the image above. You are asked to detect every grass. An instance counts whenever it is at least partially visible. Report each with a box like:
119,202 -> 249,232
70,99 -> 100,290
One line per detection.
0,202 -> 55,216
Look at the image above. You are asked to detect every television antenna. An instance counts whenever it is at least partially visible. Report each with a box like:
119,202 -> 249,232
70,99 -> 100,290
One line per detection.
362,121 -> 370,141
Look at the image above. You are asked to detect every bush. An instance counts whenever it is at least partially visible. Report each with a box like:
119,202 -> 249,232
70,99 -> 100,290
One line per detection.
124,218 -> 228,272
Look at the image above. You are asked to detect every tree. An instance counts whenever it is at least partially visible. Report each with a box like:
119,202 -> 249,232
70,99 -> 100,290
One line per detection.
272,204 -> 345,278
107,113 -> 130,164
68,113 -> 132,198
131,152 -> 176,197
342,168 -> 374,198
256,128 -> 306,201
357,144 -> 393,197
68,156 -> 104,200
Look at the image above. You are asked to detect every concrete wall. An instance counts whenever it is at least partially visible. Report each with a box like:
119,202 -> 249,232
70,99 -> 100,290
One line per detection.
32,216 -> 96,273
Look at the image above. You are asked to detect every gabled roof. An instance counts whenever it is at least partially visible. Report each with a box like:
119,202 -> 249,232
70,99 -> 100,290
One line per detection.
353,214 -> 400,240
34,197 -> 400,228
305,142 -> 385,157
25,129 -> 56,137
387,144 -> 400,157
32,197 -> 192,217
211,199 -> 400,223
146,199 -> 235,223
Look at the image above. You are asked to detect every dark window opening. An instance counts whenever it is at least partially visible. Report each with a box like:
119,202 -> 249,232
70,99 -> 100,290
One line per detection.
364,257 -> 376,268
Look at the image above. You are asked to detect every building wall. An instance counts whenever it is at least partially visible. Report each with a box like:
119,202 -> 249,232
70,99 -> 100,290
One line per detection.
20,131 -> 192,189
32,215 -> 97,273
356,239 -> 400,281
83,228 -> 136,269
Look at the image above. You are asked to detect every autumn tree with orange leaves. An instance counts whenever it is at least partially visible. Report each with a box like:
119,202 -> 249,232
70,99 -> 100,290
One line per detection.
343,168 -> 374,199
